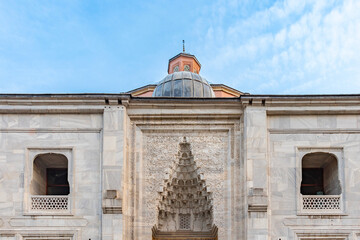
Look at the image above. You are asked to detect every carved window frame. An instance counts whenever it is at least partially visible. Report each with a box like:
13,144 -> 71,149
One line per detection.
295,231 -> 350,240
21,233 -> 75,240
23,148 -> 74,216
296,147 -> 346,215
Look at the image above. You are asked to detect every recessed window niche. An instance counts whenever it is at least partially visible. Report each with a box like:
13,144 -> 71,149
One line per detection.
25,148 -> 73,215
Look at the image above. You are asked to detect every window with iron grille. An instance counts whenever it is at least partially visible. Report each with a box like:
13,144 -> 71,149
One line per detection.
179,214 -> 191,230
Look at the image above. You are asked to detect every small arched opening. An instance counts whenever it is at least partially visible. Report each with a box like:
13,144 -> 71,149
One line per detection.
301,152 -> 341,195
31,153 -> 69,196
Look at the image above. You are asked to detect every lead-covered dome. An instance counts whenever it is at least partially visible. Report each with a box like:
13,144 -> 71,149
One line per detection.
152,71 -> 215,97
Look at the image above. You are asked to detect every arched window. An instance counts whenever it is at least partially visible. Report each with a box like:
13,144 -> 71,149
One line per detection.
31,153 -> 69,195
301,152 -> 341,195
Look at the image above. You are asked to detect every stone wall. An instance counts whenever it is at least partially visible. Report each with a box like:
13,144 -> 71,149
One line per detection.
0,113 -> 102,240
1,95 -> 360,240
268,114 -> 360,239
31,159 -> 47,195
125,103 -> 243,240
324,156 -> 341,195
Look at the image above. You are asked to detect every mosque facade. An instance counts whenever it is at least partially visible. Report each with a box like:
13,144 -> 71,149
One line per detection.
0,52 -> 360,240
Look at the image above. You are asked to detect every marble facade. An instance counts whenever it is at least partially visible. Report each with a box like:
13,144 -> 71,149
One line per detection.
0,94 -> 360,240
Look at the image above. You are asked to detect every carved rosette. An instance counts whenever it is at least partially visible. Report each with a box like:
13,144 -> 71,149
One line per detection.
155,137 -> 216,233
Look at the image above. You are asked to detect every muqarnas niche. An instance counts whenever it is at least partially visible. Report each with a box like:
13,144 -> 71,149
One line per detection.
152,137 -> 218,240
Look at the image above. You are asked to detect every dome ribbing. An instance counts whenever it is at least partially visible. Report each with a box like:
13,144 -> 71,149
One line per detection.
152,71 -> 215,98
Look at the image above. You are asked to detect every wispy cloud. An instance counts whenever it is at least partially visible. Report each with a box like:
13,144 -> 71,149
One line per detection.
200,0 -> 360,94
0,0 -> 358,94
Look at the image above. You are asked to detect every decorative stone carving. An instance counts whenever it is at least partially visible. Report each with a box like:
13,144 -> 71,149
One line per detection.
152,137 -> 218,239
143,133 -> 228,238
248,188 -> 268,212
103,190 -> 122,214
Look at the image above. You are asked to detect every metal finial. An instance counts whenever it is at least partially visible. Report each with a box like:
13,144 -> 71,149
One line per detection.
182,40 -> 185,52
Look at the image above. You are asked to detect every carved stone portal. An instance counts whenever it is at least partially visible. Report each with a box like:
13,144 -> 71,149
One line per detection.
152,137 -> 218,240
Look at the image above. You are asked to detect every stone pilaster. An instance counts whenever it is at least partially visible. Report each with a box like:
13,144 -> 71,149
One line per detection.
102,105 -> 126,240
243,104 -> 269,239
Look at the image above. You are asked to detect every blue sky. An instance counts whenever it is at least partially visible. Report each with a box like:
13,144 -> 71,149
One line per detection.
0,0 -> 359,94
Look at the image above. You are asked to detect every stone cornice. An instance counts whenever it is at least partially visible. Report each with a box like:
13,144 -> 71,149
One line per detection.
266,106 -> 360,115
0,105 -> 105,114
241,94 -> 360,107
0,93 -> 360,111
0,93 -> 130,106
130,96 -> 241,103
